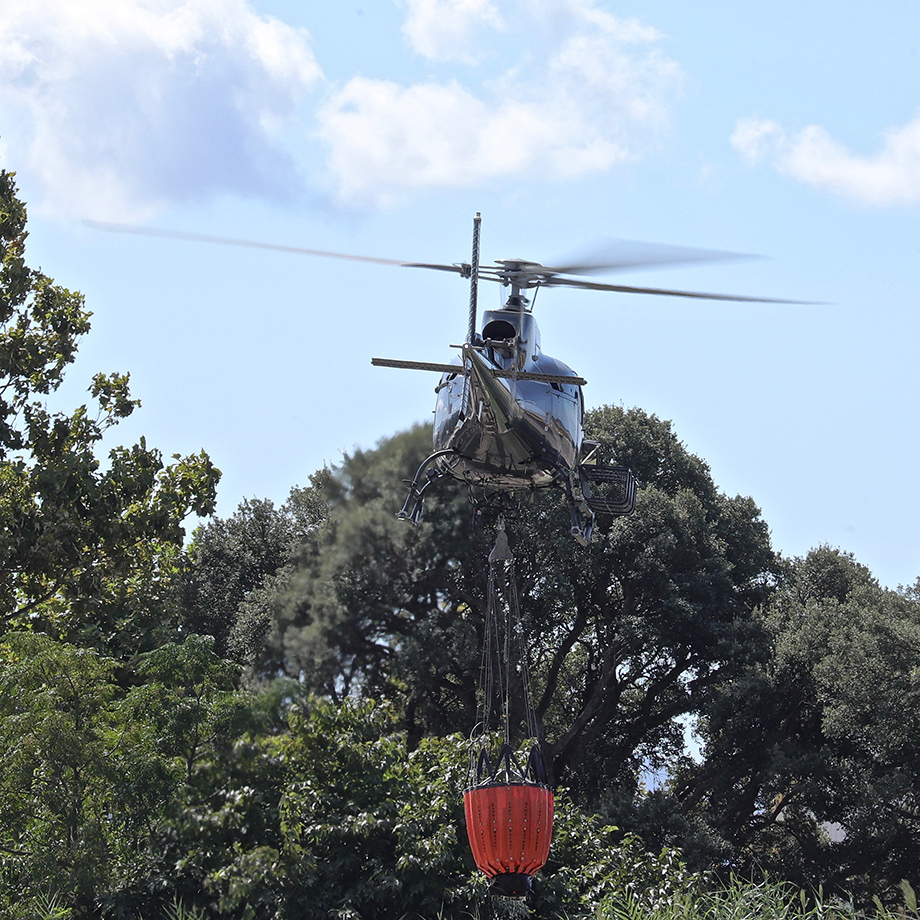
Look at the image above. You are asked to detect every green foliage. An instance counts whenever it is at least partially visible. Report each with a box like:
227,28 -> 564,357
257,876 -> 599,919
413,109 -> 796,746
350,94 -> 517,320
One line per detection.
674,547 -> 920,901
0,630 -> 179,913
118,641 -> 288,918
0,168 -> 220,653
181,478 -> 329,660
128,634 -> 244,785
5,891 -> 74,920
0,633 -> 108,906
0,629 -> 283,916
597,874 -> 920,920
269,423 -> 479,718
0,655 -> 710,919
239,409 -> 777,817
238,696 -> 707,920
2,622 -> 918,918
532,796 -> 703,919
276,697 -> 476,919
513,407 -> 777,801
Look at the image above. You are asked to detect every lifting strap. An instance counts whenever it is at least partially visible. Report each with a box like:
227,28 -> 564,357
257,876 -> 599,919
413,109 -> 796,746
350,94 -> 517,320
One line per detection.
471,518 -> 545,786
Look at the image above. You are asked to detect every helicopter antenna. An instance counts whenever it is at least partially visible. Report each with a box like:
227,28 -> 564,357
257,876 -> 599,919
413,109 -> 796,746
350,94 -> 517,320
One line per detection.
467,212 -> 481,345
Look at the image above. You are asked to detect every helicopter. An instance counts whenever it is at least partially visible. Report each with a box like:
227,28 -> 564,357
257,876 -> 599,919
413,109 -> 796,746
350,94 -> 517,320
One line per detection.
370,213 -> 803,544
86,214 -> 803,543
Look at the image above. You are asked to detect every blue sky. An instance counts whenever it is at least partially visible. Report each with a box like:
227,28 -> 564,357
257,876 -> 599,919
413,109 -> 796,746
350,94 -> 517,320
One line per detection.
2,0 -> 919,588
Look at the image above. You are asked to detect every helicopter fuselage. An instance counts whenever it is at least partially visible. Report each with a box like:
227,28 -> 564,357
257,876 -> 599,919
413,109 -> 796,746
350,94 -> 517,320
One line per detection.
432,307 -> 584,492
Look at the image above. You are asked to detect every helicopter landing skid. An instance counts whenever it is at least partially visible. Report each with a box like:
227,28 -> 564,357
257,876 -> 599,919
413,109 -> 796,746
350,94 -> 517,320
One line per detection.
397,450 -> 456,525
397,452 -> 635,544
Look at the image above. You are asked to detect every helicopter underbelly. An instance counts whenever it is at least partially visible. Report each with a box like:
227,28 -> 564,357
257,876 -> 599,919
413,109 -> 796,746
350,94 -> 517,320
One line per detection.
432,354 -> 582,490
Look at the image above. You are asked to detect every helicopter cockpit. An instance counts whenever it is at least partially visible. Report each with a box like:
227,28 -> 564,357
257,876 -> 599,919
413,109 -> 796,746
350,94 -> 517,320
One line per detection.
479,308 -> 540,369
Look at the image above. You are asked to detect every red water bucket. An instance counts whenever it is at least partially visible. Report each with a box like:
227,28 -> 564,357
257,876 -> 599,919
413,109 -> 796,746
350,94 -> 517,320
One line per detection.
464,782 -> 554,897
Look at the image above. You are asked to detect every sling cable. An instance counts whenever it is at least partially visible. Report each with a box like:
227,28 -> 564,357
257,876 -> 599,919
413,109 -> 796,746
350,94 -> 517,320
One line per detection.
464,519 -> 554,898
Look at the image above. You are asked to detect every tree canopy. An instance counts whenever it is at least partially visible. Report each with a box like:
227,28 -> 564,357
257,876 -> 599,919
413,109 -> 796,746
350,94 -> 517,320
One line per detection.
179,414 -> 920,906
673,547 -> 920,894
224,408 -> 777,803
0,169 -> 219,655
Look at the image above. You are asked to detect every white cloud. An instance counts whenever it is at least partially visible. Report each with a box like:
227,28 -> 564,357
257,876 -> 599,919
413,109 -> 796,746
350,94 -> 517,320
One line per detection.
731,114 -> 920,206
318,0 -> 682,207
0,0 -> 322,219
402,0 -> 503,62
317,77 -> 630,207
0,1 -> 685,215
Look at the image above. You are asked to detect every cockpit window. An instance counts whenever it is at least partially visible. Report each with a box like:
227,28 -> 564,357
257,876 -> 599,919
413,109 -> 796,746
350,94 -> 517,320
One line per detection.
482,319 -> 516,341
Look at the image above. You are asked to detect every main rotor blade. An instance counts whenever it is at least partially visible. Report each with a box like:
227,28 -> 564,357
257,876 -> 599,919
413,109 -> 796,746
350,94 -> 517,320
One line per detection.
402,262 -> 468,275
541,274 -> 814,304
83,220 -> 463,272
85,220 -> 812,304
542,238 -> 756,276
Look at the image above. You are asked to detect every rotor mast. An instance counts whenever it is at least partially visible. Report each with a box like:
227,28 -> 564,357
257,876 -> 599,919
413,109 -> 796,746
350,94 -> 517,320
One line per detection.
467,212 -> 481,344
